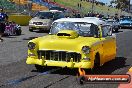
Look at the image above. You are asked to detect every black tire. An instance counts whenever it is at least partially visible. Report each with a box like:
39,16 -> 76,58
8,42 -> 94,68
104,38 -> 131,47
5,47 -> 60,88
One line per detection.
112,28 -> 115,32
115,28 -> 118,32
16,29 -> 21,35
29,29 -> 33,32
85,69 -> 93,74
77,76 -> 85,85
35,64 -> 44,72
94,53 -> 100,68
44,29 -> 50,33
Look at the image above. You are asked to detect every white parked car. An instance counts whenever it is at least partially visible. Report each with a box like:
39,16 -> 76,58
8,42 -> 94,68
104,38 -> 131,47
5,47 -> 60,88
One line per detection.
29,10 -> 65,32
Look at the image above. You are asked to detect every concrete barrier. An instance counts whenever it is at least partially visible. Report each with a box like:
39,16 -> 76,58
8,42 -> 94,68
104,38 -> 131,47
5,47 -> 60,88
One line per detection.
8,14 -> 32,26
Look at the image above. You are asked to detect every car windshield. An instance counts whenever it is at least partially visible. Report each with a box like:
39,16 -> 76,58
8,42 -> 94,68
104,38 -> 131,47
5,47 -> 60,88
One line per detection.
106,21 -> 114,24
50,22 -> 98,37
35,12 -> 54,19
53,12 -> 65,20
120,18 -> 132,21
35,11 -> 65,20
49,7 -> 66,12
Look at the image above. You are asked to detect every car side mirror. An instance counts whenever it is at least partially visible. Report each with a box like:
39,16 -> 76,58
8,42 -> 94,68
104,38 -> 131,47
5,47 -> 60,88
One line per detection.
112,34 -> 116,37
49,32 -> 52,35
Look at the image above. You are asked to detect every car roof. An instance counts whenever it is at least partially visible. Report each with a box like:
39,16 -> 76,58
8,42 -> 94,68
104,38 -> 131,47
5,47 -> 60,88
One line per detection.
106,19 -> 117,21
84,17 -> 100,19
54,18 -> 106,25
39,10 -> 62,13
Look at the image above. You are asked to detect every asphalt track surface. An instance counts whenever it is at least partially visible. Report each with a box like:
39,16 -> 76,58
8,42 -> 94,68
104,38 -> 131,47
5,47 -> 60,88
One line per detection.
0,26 -> 132,88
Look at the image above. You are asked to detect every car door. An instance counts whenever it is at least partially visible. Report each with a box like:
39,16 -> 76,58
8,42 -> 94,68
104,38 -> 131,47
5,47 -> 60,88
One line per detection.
101,25 -> 116,63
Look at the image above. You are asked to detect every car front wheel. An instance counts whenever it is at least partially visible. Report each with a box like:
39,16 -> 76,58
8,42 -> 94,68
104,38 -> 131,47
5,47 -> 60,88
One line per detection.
115,28 -> 119,32
16,29 -> 22,35
29,28 -> 33,32
35,64 -> 44,71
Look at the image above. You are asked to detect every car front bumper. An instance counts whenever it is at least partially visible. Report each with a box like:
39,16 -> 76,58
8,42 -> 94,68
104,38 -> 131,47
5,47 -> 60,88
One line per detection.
29,25 -> 50,30
120,24 -> 132,28
26,57 -> 92,69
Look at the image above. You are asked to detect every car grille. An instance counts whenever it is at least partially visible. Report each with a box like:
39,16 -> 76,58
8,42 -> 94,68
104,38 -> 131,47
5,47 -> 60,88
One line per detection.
37,50 -> 81,62
33,22 -> 43,25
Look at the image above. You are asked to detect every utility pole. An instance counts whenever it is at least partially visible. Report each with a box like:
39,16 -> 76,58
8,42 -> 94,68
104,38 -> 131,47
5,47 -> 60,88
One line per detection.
91,0 -> 94,14
18,0 -> 20,13
128,0 -> 130,13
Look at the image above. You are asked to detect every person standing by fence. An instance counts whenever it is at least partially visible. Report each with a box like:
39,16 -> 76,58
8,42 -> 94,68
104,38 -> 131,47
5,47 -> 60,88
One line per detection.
0,8 -> 8,42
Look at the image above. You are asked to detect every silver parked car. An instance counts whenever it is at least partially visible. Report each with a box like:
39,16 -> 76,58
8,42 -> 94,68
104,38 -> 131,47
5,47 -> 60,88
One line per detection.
29,10 -> 65,32
106,19 -> 120,32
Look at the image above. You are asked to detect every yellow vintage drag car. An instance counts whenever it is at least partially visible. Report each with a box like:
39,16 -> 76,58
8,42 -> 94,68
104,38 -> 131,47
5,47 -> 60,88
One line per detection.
26,18 -> 116,70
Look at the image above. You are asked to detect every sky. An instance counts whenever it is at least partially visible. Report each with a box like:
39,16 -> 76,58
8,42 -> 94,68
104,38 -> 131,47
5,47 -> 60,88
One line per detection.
96,0 -> 111,4
96,0 -> 132,4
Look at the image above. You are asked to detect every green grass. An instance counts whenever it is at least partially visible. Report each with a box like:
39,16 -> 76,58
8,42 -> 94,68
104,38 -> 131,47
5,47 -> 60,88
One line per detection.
51,0 -> 131,16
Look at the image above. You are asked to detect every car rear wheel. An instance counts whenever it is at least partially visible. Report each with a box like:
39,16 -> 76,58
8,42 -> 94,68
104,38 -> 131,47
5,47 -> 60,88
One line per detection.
35,64 -> 44,72
16,29 -> 22,35
29,29 -> 33,32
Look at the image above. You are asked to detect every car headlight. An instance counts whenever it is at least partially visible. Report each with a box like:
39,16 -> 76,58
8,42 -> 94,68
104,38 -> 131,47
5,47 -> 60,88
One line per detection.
28,42 -> 36,50
29,21 -> 33,24
43,23 -> 48,25
82,46 -> 90,54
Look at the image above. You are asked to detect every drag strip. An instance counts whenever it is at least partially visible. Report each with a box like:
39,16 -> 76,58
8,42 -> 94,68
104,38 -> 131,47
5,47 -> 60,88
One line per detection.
0,27 -> 132,88
0,67 -> 63,87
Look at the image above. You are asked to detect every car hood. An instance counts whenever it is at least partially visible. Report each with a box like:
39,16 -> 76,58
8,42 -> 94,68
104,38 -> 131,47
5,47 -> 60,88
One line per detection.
30,17 -> 51,23
120,20 -> 132,24
32,35 -> 101,53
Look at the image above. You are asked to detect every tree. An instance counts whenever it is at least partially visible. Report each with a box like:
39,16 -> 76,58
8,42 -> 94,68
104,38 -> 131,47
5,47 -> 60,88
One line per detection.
110,0 -> 130,11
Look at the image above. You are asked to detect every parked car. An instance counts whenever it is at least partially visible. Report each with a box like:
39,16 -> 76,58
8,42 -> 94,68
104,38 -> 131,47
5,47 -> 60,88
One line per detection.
26,18 -> 116,71
4,21 -> 21,36
119,17 -> 132,29
106,19 -> 120,32
29,10 -> 65,32
49,6 -> 67,12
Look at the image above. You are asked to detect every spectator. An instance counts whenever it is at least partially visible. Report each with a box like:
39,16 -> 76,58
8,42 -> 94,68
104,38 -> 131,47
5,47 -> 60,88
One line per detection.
0,8 -> 8,42
114,14 -> 119,22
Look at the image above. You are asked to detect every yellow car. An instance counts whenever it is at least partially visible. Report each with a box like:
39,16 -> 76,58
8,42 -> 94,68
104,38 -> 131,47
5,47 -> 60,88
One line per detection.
26,18 -> 116,70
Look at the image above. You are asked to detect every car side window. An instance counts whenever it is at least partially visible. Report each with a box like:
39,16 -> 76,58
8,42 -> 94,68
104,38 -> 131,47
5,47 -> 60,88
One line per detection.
102,25 -> 112,37
90,24 -> 99,37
